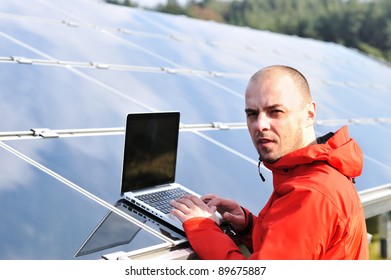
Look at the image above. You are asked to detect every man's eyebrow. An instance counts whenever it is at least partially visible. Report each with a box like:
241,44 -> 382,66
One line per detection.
245,108 -> 258,113
245,104 -> 284,113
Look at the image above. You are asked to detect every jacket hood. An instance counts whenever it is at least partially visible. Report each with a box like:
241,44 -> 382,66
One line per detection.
264,126 -> 363,178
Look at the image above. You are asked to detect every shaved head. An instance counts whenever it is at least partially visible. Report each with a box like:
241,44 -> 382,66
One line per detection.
250,65 -> 312,105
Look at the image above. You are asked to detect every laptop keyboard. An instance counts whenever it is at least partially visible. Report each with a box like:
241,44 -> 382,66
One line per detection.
135,188 -> 191,214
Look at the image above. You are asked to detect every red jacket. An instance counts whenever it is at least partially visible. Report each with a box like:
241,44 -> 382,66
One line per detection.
183,126 -> 369,259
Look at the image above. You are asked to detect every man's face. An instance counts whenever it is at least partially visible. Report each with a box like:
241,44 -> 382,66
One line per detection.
245,73 -> 312,164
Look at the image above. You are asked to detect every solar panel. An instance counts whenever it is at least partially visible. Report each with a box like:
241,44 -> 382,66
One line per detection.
0,0 -> 390,259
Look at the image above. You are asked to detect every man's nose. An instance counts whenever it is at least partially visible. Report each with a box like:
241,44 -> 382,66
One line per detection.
255,114 -> 270,132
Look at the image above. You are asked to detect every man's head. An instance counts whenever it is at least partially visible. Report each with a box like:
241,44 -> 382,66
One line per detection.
245,65 -> 316,164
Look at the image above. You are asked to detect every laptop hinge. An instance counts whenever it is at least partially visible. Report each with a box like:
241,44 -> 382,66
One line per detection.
101,251 -> 129,260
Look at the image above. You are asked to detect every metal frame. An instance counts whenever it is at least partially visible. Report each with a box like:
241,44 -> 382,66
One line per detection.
359,183 -> 391,219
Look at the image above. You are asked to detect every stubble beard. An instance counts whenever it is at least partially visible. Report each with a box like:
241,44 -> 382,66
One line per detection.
258,147 -> 280,164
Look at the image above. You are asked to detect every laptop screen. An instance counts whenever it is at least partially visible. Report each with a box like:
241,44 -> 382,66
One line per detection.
121,112 -> 180,193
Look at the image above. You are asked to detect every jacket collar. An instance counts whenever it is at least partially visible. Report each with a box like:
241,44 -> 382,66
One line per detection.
262,126 -> 363,179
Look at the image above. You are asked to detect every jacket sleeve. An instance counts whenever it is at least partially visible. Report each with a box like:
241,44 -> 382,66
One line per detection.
183,218 -> 248,260
182,207 -> 257,260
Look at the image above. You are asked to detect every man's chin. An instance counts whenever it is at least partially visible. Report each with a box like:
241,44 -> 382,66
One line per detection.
259,153 -> 279,164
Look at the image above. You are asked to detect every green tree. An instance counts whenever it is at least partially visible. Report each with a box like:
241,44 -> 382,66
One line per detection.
106,0 -> 137,7
157,0 -> 186,15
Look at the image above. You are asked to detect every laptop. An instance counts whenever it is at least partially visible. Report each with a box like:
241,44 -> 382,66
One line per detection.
120,112 -> 200,231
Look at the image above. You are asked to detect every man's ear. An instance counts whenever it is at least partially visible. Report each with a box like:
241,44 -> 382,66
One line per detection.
306,101 -> 316,126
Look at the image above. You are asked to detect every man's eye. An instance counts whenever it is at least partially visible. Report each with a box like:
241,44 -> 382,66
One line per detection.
270,110 -> 283,116
246,112 -> 258,118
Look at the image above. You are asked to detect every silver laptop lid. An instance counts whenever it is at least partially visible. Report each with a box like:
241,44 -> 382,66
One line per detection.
120,112 -> 180,194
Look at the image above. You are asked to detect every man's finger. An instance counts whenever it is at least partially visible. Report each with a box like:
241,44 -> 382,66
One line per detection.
201,194 -> 218,203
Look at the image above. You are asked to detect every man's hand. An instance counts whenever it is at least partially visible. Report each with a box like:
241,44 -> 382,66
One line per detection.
202,194 -> 246,232
170,195 -> 220,224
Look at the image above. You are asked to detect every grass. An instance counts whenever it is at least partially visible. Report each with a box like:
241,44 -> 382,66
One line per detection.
369,234 -> 391,260
367,216 -> 391,260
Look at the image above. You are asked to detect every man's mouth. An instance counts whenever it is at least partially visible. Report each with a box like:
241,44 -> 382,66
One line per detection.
257,137 -> 273,144
256,137 -> 275,149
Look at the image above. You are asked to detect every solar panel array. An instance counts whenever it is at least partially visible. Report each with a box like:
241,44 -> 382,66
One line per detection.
1,0 -> 391,259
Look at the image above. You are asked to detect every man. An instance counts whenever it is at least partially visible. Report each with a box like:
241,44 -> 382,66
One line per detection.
170,65 -> 369,259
